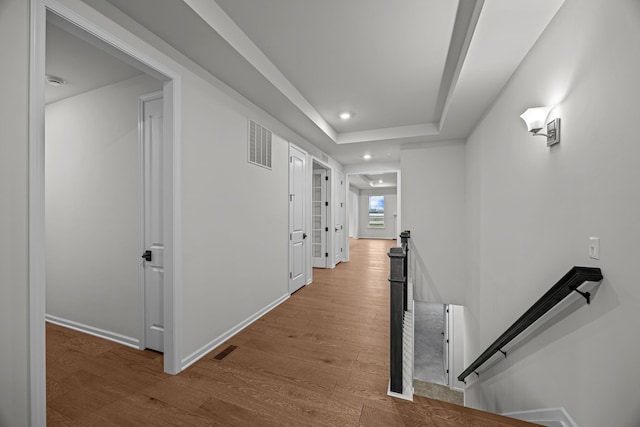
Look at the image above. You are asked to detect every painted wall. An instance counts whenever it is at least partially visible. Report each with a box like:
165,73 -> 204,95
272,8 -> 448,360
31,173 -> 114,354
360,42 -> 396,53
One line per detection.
358,188 -> 397,239
45,74 -> 162,340
464,1 -> 640,426
0,0 -> 30,425
180,81 -> 290,358
400,141 -> 466,305
50,0 -> 342,370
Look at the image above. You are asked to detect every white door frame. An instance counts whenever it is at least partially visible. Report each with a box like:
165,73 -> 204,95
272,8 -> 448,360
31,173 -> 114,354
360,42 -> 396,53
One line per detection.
348,188 -> 359,240
333,171 -> 345,267
311,157 -> 333,268
29,1 -> 182,424
344,169 -> 402,262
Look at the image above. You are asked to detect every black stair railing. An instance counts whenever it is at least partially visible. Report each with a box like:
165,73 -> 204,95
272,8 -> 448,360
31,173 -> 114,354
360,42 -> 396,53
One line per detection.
458,266 -> 603,383
388,230 -> 410,394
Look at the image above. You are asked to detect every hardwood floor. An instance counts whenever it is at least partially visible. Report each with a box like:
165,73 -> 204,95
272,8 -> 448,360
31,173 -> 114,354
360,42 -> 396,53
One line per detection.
46,238 -> 538,426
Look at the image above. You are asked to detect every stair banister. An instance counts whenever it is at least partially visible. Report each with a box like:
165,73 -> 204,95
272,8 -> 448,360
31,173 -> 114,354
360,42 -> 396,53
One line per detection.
458,266 -> 603,383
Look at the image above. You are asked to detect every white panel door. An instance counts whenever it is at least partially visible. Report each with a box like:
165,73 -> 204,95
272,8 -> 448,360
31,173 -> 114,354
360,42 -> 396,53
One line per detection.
141,94 -> 164,352
334,171 -> 344,265
289,145 -> 307,293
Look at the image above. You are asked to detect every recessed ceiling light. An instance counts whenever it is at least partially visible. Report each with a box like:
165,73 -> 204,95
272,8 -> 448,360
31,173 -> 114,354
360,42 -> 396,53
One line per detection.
46,75 -> 66,87
378,180 -> 383,184
363,154 -> 371,160
339,112 -> 352,120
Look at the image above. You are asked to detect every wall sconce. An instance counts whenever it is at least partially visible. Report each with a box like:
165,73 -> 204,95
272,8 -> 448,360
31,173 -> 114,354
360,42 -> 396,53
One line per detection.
520,106 -> 560,146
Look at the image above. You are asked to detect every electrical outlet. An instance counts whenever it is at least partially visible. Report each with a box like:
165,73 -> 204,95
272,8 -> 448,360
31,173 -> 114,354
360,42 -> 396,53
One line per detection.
589,237 -> 600,260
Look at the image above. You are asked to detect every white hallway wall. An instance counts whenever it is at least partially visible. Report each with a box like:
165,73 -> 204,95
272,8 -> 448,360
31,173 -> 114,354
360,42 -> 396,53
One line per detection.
45,74 -> 162,341
464,0 -> 640,426
358,188 -> 397,239
52,0 -> 343,367
7,0 -> 342,423
0,0 -> 29,425
400,141 -> 467,305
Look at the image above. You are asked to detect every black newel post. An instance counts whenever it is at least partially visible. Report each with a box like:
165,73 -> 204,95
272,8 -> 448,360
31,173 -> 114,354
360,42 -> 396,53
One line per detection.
388,230 -> 410,394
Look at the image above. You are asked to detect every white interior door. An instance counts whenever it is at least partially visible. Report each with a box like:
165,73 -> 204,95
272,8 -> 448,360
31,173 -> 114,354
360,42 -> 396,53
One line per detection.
141,93 -> 164,352
289,145 -> 307,293
312,169 -> 327,268
334,171 -> 344,265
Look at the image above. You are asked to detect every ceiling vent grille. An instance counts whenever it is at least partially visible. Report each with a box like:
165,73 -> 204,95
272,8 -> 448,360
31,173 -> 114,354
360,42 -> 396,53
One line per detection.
248,119 -> 272,169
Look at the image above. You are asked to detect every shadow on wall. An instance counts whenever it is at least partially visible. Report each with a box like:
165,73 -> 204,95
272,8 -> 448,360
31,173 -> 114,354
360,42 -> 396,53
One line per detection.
408,238 -> 444,304
464,275 -> 618,414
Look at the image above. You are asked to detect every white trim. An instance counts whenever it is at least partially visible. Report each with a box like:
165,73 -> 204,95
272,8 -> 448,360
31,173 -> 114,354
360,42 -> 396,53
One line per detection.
387,381 -> 414,402
46,315 -> 140,349
183,0 -> 336,142
447,304 -> 453,387
30,1 -> 183,423
181,293 -> 290,370
337,123 -> 439,144
163,77 -> 183,375
502,407 -> 578,427
29,1 -> 47,425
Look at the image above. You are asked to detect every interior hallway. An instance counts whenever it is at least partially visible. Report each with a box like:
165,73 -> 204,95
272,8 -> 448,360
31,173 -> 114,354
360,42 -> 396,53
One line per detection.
46,238 -> 537,426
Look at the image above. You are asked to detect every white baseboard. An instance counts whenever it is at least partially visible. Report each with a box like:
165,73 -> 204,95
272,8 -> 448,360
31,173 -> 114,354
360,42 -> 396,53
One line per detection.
387,381 -> 414,402
46,314 -> 139,349
502,407 -> 577,427
181,293 -> 290,370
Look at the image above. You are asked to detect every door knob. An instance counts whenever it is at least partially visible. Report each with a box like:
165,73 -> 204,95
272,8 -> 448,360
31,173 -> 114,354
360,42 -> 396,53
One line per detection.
142,250 -> 152,261
303,233 -> 307,239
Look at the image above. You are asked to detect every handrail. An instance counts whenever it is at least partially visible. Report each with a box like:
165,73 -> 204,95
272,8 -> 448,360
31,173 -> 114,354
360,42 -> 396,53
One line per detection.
388,230 -> 410,394
458,266 -> 603,383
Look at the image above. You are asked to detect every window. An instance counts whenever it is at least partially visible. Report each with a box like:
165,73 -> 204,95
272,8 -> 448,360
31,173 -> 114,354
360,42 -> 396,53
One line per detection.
368,195 -> 385,228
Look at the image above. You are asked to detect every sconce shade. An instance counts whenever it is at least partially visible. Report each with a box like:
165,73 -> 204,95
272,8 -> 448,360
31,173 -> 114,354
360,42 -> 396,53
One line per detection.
520,106 -> 553,133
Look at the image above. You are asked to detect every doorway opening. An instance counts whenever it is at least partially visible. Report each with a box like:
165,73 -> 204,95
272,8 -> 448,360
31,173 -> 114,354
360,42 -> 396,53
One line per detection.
414,302 -> 447,385
413,302 -> 465,404
346,171 -> 400,258
31,2 -> 182,423
312,160 -> 331,268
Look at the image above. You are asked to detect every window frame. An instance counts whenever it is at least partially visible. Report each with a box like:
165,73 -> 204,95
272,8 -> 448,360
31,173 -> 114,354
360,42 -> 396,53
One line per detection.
368,195 -> 385,229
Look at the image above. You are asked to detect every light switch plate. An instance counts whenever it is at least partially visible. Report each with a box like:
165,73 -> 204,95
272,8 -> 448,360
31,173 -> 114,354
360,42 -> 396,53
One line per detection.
589,237 -> 600,260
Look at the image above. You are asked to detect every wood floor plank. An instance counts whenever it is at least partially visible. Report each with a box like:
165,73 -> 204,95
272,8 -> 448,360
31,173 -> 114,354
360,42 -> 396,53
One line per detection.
93,394 -> 215,427
359,404 -> 406,427
46,238 -> 540,426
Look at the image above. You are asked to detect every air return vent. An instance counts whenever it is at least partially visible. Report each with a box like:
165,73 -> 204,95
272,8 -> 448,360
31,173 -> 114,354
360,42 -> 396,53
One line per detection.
248,119 -> 272,169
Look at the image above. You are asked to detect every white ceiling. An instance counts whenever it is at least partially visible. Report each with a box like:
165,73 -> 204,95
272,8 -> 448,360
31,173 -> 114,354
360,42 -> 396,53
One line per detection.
214,0 -> 458,134
349,172 -> 398,191
75,0 -> 565,165
45,20 -> 143,104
